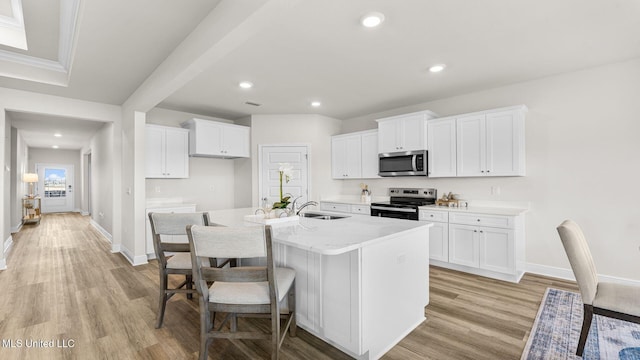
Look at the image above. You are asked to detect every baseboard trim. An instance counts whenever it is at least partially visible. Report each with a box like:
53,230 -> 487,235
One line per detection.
4,235 -> 13,254
90,219 -> 112,243
526,262 -> 640,287
119,244 -> 148,267
11,223 -> 22,234
1,236 -> 13,270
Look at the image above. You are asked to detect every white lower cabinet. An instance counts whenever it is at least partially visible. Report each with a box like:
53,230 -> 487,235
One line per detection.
479,226 -> 515,274
448,224 -> 480,268
419,210 -> 448,262
320,201 -> 370,215
421,209 -> 524,282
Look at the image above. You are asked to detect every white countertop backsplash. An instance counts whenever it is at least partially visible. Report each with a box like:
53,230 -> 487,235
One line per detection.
320,196 -> 529,216
419,204 -> 528,216
320,195 -> 389,205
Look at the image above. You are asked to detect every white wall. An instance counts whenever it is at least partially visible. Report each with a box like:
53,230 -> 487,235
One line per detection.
339,58 -> 640,281
233,116 -> 252,207
145,107 -> 237,211
9,127 -> 28,232
86,123 -> 114,235
246,114 -> 343,207
3,114 -> 10,251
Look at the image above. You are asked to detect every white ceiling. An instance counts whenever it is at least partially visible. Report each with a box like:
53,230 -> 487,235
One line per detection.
8,111 -> 106,150
2,0 -> 640,148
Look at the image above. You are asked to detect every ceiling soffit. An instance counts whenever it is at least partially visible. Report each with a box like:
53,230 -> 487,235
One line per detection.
0,0 -> 80,86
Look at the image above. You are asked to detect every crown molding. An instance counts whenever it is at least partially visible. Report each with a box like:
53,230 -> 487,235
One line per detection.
0,0 -> 82,86
0,0 -> 27,50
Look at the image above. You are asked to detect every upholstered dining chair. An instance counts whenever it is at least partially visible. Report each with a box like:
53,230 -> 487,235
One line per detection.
557,220 -> 640,357
186,224 -> 296,360
148,212 -> 231,328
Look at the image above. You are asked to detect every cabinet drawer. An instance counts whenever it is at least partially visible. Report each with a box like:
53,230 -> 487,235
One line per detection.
449,212 -> 514,229
419,210 -> 448,222
320,202 -> 351,213
351,205 -> 370,215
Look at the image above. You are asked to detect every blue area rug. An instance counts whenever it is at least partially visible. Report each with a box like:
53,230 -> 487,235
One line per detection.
522,288 -> 640,359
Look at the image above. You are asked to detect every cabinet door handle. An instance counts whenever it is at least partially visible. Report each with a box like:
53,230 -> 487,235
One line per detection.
474,230 -> 478,233
430,214 -> 434,217
487,170 -> 490,173
479,230 -> 484,233
477,219 -> 481,222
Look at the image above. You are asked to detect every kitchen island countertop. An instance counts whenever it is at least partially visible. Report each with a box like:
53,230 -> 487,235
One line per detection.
206,207 -> 432,255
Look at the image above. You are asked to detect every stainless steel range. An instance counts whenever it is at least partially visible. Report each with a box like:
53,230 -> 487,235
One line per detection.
370,188 -> 437,220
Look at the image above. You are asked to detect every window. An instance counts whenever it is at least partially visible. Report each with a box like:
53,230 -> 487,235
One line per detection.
44,168 -> 66,198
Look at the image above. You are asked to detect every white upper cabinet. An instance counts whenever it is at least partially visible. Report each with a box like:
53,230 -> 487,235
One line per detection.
332,134 -> 362,179
456,114 -> 486,176
427,117 -> 457,177
456,106 -> 526,177
145,124 -> 189,178
181,118 -> 250,158
331,129 -> 379,179
360,130 -> 380,178
376,111 -> 436,153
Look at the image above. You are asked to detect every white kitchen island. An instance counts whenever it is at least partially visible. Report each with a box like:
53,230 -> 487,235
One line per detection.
206,208 -> 432,360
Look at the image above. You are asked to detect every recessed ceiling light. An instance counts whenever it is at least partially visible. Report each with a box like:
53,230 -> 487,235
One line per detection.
52,145 -> 59,149
361,12 -> 385,28
239,81 -> 253,89
54,133 -> 62,137
311,101 -> 321,107
429,64 -> 446,73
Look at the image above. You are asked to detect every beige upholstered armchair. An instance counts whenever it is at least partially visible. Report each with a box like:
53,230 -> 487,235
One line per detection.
557,220 -> 640,356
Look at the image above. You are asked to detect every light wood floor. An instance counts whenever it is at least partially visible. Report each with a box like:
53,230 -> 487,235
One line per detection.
0,213 -> 578,359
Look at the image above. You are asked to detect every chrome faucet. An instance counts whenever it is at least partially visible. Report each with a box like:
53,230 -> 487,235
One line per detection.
290,196 -> 303,214
296,201 -> 318,215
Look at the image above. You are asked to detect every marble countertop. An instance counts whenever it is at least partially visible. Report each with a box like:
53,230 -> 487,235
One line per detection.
419,204 -> 528,216
206,208 -> 431,255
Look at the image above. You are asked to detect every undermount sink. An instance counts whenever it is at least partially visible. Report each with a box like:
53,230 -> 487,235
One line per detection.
299,212 -> 349,220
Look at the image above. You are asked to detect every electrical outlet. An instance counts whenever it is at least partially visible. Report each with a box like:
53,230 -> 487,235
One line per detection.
491,186 -> 501,195
155,186 -> 161,193
210,185 -> 215,191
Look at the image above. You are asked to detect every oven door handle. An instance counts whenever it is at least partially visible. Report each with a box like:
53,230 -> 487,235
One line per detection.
371,206 -> 416,213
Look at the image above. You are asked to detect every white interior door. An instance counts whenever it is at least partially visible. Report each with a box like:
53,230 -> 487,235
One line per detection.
259,145 -> 309,208
36,163 -> 75,213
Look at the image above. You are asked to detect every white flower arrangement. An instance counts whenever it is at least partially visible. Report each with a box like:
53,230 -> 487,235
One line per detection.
273,163 -> 294,209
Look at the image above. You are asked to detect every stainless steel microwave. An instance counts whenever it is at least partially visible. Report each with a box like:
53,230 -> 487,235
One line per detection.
378,150 -> 428,176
